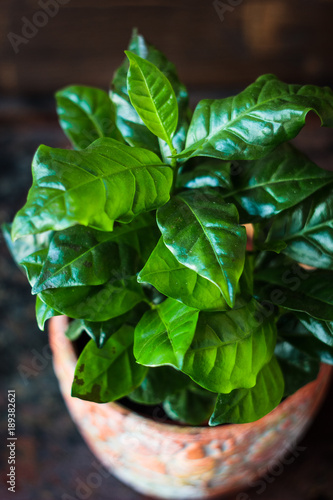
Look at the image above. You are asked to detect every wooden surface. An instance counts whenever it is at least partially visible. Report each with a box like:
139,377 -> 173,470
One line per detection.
1,0 -> 333,97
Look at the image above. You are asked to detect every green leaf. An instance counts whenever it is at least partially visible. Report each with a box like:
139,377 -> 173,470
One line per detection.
158,103 -> 191,163
32,214 -> 157,294
110,92 -> 160,154
277,313 -> 333,365
14,208 -> 147,322
65,319 -> 86,341
129,366 -> 191,405
181,298 -> 277,393
82,304 -> 148,348
33,230 -> 138,293
55,85 -> 122,149
255,258 -> 333,321
297,313 -> 333,347
40,276 -> 145,322
35,295 -> 60,331
111,30 -> 189,155
19,249 -> 49,288
257,281 -> 333,321
72,325 -> 148,403
239,254 -> 255,298
2,223 -> 52,267
116,213 -> 160,262
209,356 -> 284,425
175,74 -> 333,161
134,298 -> 199,369
138,237 -> 230,311
265,185 -> 333,269
157,189 -> 246,307
125,51 -> 178,149
110,32 -> 159,153
163,385 -> 217,426
11,138 -> 173,239
275,340 -> 320,397
224,143 -> 333,218
3,224 -> 52,290
177,159 -> 232,190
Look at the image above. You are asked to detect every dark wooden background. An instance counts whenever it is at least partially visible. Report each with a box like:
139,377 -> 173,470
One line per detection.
1,0 -> 333,98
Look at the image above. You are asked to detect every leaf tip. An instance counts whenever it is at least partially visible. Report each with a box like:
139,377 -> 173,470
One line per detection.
124,50 -> 135,63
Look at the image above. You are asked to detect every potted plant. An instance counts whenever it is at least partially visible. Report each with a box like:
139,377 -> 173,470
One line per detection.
3,30 -> 333,499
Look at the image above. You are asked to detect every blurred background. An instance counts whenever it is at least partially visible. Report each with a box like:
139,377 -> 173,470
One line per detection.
1,1 -> 333,499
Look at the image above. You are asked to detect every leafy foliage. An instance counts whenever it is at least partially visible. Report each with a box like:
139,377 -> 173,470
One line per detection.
209,356 -> 284,425
55,85 -> 123,149
11,138 -> 173,239
4,31 -> 333,426
72,325 -> 148,403
126,51 -> 178,151
175,74 -> 333,161
265,185 -> 333,268
180,298 -> 277,393
223,143 -> 333,219
157,189 -> 246,307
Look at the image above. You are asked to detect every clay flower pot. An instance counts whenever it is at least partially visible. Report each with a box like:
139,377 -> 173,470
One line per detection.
49,315 -> 332,500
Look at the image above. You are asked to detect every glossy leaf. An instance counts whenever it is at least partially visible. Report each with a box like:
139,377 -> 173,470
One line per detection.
110,35 -> 159,153
13,220 -> 146,322
134,298 -> 199,369
109,91 -> 160,153
40,276 -> 145,322
257,281 -> 333,321
55,85 -> 122,149
158,103 -> 191,162
129,366 -> 191,405
138,237 -> 230,311
157,189 -> 246,307
33,231 -> 138,293
32,214 -> 157,293
81,304 -> 149,348
239,254 -> 255,298
65,319 -> 86,341
297,313 -> 333,347
35,295 -> 60,331
72,325 -> 148,403
126,51 -> 178,149
275,340 -> 320,397
255,258 -> 333,321
11,138 -> 173,239
277,313 -> 333,364
177,159 -> 232,190
18,249 -> 49,288
181,298 -> 277,393
175,74 -> 333,161
3,224 -> 52,291
111,30 -> 189,154
224,143 -> 333,218
2,223 -> 52,267
265,185 -> 333,269
209,356 -> 284,425
163,385 -> 217,426
140,283 -> 166,306
117,213 -> 160,262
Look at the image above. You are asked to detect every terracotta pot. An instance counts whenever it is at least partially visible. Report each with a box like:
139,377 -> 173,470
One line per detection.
49,315 -> 332,500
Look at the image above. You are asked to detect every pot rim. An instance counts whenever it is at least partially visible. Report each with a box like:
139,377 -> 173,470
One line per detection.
49,314 -> 332,437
